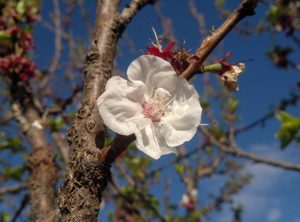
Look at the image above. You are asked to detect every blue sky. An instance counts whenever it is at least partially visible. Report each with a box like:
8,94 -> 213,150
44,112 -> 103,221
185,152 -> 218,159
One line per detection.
30,0 -> 300,221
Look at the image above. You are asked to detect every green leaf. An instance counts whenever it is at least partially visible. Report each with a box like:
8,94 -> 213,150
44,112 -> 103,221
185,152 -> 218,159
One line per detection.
48,116 -> 65,132
16,1 -> 26,15
0,31 -> 11,42
225,97 -> 239,112
175,163 -> 184,174
276,111 -> 300,149
0,213 -> 11,222
4,166 -> 25,181
0,137 -> 25,152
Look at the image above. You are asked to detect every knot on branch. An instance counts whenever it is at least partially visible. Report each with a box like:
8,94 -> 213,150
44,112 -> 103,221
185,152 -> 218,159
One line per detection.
77,104 -> 92,119
66,122 -> 80,144
240,0 -> 259,17
85,116 -> 97,134
85,50 -> 100,64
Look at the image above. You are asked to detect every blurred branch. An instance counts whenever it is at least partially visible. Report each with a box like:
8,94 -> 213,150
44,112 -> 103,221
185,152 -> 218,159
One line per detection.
154,2 -> 175,40
113,162 -> 166,221
11,194 -> 29,222
10,88 -> 57,221
181,0 -> 260,80
0,111 -> 13,125
52,132 -> 69,163
109,179 -> 145,221
188,0 -> 206,37
0,183 -> 27,195
49,0 -> 62,76
235,91 -> 300,134
197,153 -> 224,177
202,174 -> 250,217
78,0 -> 92,37
200,126 -> 300,172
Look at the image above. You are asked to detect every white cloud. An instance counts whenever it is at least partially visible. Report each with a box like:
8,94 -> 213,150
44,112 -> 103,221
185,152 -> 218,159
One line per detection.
232,143 -> 300,221
204,143 -> 300,222
294,218 -> 300,222
267,207 -> 282,222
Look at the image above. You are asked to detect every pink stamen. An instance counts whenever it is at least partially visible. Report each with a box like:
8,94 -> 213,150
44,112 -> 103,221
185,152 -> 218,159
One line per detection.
142,101 -> 164,122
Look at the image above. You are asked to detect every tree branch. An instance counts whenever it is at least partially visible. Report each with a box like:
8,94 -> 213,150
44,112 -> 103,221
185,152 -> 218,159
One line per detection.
119,0 -> 158,26
235,92 -> 300,134
200,126 -> 300,172
10,89 -> 58,221
49,0 -> 62,76
181,0 -> 260,80
52,132 -> 69,163
0,111 -> 13,125
0,183 -> 27,195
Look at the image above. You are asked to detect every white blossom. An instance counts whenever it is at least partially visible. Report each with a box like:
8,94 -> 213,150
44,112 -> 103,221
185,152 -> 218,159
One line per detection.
97,55 -> 202,159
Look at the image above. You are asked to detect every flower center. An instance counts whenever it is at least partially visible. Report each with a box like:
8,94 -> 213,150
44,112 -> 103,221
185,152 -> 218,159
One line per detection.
142,88 -> 172,122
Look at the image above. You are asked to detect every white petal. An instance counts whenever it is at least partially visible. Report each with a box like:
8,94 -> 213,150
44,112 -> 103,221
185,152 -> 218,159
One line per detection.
134,124 -> 177,159
127,55 -> 178,96
97,76 -> 146,135
160,78 -> 202,147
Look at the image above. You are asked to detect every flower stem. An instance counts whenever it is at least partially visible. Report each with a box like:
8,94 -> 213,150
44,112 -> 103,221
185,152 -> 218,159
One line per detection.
198,63 -> 222,74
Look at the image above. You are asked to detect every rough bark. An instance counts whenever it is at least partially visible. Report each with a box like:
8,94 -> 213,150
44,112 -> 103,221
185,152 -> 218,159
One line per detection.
57,1 -> 122,221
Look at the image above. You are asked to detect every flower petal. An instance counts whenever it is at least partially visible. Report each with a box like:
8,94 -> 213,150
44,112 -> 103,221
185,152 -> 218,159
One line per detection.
97,76 -> 147,135
134,124 -> 177,159
127,55 -> 178,96
160,78 -> 202,147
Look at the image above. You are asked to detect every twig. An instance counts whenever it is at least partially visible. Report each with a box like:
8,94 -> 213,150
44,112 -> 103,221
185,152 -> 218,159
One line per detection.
197,153 -> 225,177
181,0 -> 260,80
0,111 -> 13,125
200,126 -> 300,172
154,2 -> 175,40
0,182 -> 27,195
11,194 -> 29,222
188,0 -> 206,37
78,0 -> 92,37
235,93 -> 300,134
52,132 -> 69,163
49,0 -> 62,76
109,179 -> 147,221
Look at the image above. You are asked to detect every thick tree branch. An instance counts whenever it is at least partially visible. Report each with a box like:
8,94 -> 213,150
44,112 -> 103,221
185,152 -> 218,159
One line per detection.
200,126 -> 300,172
181,0 -> 260,80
